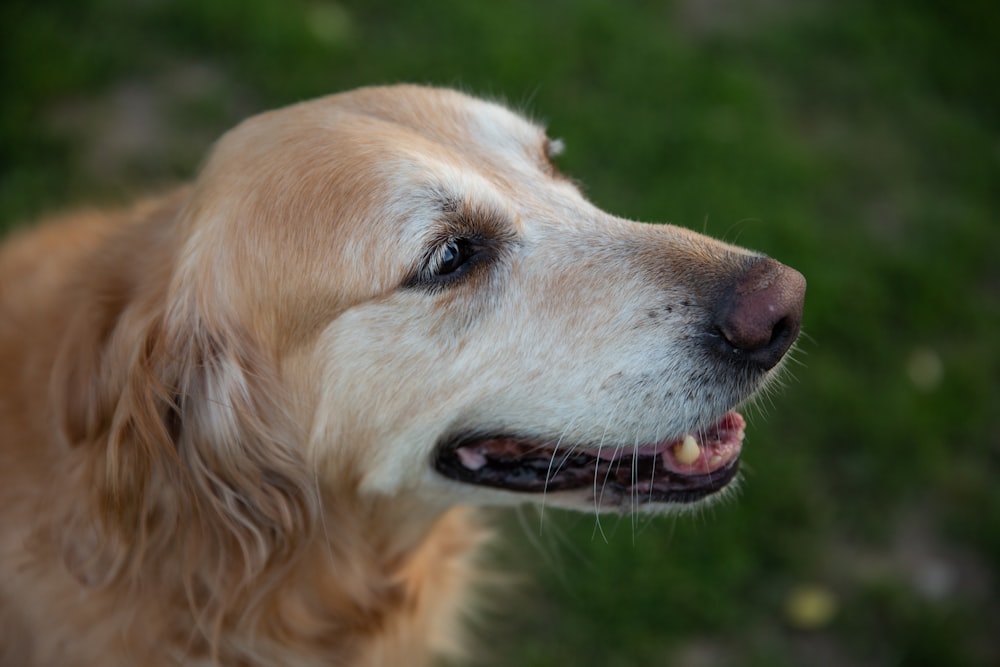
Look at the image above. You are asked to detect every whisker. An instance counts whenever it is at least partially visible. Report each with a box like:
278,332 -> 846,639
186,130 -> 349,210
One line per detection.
592,398 -> 625,542
631,436 -> 640,544
540,419 -> 577,534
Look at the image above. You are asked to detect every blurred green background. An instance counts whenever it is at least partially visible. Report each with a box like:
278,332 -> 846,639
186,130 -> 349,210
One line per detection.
2,0 -> 998,665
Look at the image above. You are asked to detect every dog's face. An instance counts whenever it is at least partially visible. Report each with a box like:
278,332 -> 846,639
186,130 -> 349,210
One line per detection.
172,85 -> 804,513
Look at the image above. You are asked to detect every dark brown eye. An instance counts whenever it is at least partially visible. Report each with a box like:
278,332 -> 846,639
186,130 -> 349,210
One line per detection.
436,239 -> 471,276
409,237 -> 483,288
405,236 -> 485,290
404,213 -> 516,291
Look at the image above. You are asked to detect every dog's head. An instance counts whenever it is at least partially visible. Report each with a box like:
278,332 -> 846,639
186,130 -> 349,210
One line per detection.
59,86 -> 805,585
146,84 -> 804,515
50,87 -> 805,651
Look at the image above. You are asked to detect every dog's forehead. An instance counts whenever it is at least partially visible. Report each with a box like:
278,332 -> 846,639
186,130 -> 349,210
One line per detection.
328,85 -> 548,159
202,85 -> 553,221
309,86 -> 556,232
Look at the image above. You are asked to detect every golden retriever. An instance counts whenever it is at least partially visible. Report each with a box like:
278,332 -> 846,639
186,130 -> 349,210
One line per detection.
0,85 -> 805,666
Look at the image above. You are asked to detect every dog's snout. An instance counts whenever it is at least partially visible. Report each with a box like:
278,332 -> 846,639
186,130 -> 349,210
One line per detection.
712,258 -> 806,371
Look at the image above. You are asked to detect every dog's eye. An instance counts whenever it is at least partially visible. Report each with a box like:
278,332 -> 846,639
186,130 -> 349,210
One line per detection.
436,239 -> 471,276
406,226 -> 510,290
406,236 -> 486,289
413,237 -> 482,287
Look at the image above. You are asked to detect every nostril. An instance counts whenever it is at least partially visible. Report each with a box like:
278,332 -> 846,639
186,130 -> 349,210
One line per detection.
712,258 -> 806,370
768,316 -> 792,347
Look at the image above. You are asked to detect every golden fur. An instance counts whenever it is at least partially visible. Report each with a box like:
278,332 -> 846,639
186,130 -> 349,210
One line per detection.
0,85 -> 801,666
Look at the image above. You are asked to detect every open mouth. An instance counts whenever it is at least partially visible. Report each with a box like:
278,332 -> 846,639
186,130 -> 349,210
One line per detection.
434,411 -> 745,504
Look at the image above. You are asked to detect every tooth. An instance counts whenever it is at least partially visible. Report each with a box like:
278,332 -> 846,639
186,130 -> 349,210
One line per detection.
674,435 -> 701,464
456,447 -> 488,470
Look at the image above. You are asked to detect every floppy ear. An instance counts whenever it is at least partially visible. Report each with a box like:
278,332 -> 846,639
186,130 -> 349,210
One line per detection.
54,276 -> 317,606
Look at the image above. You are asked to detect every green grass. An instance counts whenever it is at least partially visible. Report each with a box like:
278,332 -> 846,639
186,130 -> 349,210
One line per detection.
3,0 -> 998,664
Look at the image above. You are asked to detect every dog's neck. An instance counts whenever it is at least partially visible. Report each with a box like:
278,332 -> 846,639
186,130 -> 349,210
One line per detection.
248,498 -> 489,667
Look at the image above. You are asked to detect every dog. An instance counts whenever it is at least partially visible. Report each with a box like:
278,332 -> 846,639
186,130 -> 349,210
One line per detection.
0,85 -> 805,666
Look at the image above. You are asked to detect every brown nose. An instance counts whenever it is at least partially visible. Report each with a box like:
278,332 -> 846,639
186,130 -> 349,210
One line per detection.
712,258 -> 806,370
